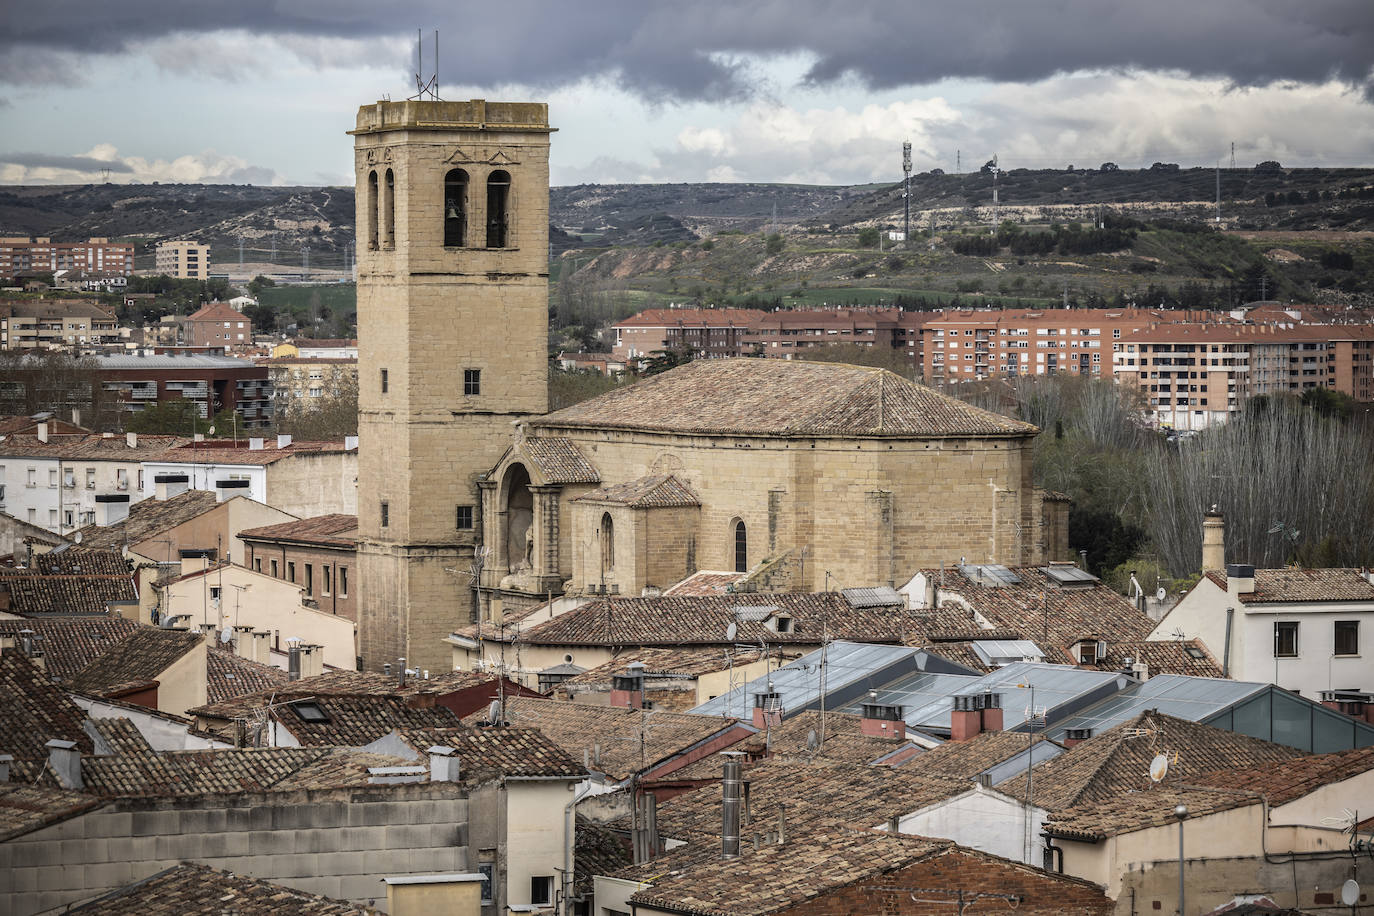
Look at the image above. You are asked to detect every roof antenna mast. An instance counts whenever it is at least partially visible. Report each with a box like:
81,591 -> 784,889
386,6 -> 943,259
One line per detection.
410,28 -> 442,101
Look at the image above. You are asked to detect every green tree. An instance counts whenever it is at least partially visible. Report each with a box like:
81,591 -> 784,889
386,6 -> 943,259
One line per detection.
642,347 -> 693,376
247,275 -> 277,297
125,400 -> 237,436
765,233 -> 784,255
857,227 -> 881,248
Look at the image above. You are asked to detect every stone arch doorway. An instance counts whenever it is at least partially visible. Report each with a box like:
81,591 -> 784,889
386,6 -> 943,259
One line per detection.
503,463 -> 534,573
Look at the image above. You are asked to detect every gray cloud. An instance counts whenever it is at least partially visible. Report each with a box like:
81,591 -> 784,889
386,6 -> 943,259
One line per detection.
1,1 -> 1371,99
0,152 -> 133,172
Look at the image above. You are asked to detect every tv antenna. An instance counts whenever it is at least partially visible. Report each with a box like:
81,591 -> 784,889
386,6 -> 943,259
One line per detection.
410,29 -> 443,101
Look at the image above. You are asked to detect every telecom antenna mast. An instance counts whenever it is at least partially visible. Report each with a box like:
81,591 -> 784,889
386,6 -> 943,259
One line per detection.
902,141 -> 912,247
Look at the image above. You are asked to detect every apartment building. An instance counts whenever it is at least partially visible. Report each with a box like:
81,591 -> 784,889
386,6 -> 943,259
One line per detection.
0,300 -> 119,350
93,352 -> 273,426
183,301 -> 252,348
261,356 -> 358,411
0,237 -> 134,282
751,307 -> 927,363
155,240 -> 211,279
612,307 -> 765,361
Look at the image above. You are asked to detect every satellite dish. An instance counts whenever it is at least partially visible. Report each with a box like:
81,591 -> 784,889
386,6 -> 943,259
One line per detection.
487,699 -> 502,725
806,729 -> 820,753
1342,880 -> 1360,907
1149,754 -> 1170,783
1156,587 -> 1166,601
725,622 -> 738,642
73,531 -> 83,544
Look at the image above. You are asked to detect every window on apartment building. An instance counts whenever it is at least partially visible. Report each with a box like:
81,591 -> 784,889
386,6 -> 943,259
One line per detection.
27,467 -> 36,487
63,510 -> 73,528
287,561 -> 297,584
380,369 -> 388,393
1274,621 -> 1299,658
477,865 -> 494,904
116,468 -> 128,490
304,564 -> 313,596
380,501 -> 389,528
85,468 -> 95,488
1335,621 -> 1359,656
463,369 -> 481,396
340,567 -> 348,597
530,876 -> 553,906
254,557 -> 262,572
271,559 -> 279,577
456,505 -> 474,530
322,566 -> 331,596
27,508 -> 35,523
49,509 -> 57,526
49,468 -> 57,488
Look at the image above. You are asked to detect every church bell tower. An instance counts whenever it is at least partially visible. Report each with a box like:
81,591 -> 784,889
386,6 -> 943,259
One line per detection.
350,99 -> 552,672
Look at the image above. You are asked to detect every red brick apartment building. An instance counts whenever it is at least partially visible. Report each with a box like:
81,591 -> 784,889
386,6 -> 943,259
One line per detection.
238,515 -> 359,620
184,302 -> 253,349
0,237 -> 134,282
613,307 -> 764,362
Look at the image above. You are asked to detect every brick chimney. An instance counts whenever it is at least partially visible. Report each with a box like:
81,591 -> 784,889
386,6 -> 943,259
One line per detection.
1202,509 -> 1225,573
610,662 -> 646,709
950,692 -> 1003,741
860,702 -> 906,740
752,689 -> 782,728
93,493 -> 131,527
155,473 -> 189,501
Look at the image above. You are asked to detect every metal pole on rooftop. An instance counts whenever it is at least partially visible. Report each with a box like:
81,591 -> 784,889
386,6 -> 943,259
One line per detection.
1175,804 -> 1188,915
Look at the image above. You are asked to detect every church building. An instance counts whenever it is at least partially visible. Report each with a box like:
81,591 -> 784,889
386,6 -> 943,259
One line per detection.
351,98 -> 1068,674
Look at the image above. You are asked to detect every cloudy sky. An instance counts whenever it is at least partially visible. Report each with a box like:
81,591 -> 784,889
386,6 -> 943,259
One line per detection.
2,2 -> 1372,187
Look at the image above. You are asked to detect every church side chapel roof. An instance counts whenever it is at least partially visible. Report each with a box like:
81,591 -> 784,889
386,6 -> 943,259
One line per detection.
533,358 -> 1038,439
572,474 -> 699,508
522,436 -> 601,484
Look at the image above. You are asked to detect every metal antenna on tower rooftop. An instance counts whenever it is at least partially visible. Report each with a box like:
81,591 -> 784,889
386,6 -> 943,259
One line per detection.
410,29 -> 442,101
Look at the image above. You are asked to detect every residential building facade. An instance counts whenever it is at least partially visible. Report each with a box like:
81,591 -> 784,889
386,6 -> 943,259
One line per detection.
183,301 -> 252,349
0,237 -> 134,282
155,240 -> 210,279
0,299 -> 119,350
93,352 -> 273,426
238,514 -> 359,621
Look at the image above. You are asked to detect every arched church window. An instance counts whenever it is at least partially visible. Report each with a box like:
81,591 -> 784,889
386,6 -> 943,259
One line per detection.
381,169 -> 396,249
444,169 -> 468,247
486,170 -> 511,248
734,519 -> 747,573
366,171 -> 379,250
601,513 -> 615,572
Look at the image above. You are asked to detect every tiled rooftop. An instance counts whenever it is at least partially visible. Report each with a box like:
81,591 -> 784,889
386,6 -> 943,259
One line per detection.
572,474 -> 700,507
0,652 -> 93,780
393,726 -> 587,782
911,731 -> 1058,780
0,568 -> 138,616
0,432 -> 187,459
205,646 -> 288,704
535,359 -> 1038,438
193,669 -> 503,717
521,436 -> 601,484
1045,783 -> 1260,841
1204,568 -> 1374,604
0,784 -> 104,843
63,862 -> 381,915
33,549 -> 129,576
461,697 -> 738,781
560,647 -> 763,686
1192,744 -> 1374,806
236,513 -> 359,547
662,571 -> 746,596
73,489 -> 220,551
68,628 -> 203,696
1094,638 -> 1225,678
0,617 -> 140,680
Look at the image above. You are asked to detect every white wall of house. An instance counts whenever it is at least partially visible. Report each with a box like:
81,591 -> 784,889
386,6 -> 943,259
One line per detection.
73,695 -> 229,750
894,783 -> 1048,864
0,453 -> 147,535
505,780 -> 578,911
140,459 -> 268,505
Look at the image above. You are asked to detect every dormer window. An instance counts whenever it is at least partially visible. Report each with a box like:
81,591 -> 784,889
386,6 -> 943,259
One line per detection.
767,614 -> 794,634
1076,638 -> 1107,665
292,701 -> 329,723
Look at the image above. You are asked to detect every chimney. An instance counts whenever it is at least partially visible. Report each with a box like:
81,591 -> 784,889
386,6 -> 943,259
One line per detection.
298,644 -> 324,679
345,435 -> 359,451
231,625 -> 253,656
276,434 -> 293,449
179,549 -> 213,577
248,437 -> 265,450
860,702 -> 906,740
610,662 -> 647,709
0,754 -> 12,783
17,629 -> 45,671
1202,509 -> 1225,573
397,658 -> 407,687
1226,563 -> 1256,597
93,493 -> 131,526
155,473 -> 189,501
36,422 -> 48,443
125,432 -> 137,449
752,689 -> 782,728
721,751 -> 744,860
951,695 -> 982,741
250,630 -> 272,665
980,693 -> 1004,733
46,739 -> 82,789
428,745 -> 460,782
287,641 -> 302,680
215,479 -> 251,502
1062,727 -> 1093,747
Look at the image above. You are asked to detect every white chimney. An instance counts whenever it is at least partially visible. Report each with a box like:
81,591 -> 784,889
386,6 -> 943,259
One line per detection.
179,550 -> 213,577
215,479 -> 251,502
344,435 -> 359,451
248,437 -> 265,450
276,434 -> 293,449
93,493 -> 131,527
36,422 -> 48,443
125,432 -> 137,449
46,740 -> 82,789
1226,563 -> 1255,597
298,644 -> 324,679
250,630 -> 272,666
155,474 -> 189,501
428,745 -> 460,782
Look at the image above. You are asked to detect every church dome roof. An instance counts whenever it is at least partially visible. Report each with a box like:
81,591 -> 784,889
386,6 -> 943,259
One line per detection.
535,358 -> 1037,439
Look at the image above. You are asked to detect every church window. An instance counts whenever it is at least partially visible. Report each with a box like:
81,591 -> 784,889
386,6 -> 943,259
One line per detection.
487,170 -> 511,248
464,368 -> 481,396
444,169 -> 468,246
456,505 -> 474,529
366,171 -> 379,250
601,513 -> 615,572
734,520 -> 748,573
382,168 -> 395,249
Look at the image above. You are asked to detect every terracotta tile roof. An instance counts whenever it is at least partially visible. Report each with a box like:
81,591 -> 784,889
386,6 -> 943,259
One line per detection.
193,669 -> 501,713
396,725 -> 587,781
33,549 -> 129,576
1045,783 -> 1260,841
289,337 -> 357,348
256,696 -> 462,747
519,592 -> 928,648
0,617 -> 141,680
64,862 -> 381,915
614,307 -> 767,329
73,489 -> 220,551
150,440 -> 348,467
0,432 -> 187,459
575,816 -> 631,895
462,697 -> 739,782
80,745 -> 413,798
68,628 -> 202,695
0,653 -> 93,780
999,711 -> 1304,811
87,716 -> 156,756
663,571 -> 745,596
573,474 -> 700,507
626,828 -> 1113,916
522,436 -> 601,484
0,569 -> 137,616
912,731 -> 1058,780
1094,639 -> 1225,678
561,647 -> 761,686
914,566 -> 1155,664
1191,745 -> 1374,806
0,415 -> 88,436
205,646 -> 288,704
236,513 -> 359,547
186,301 -> 244,322
0,784 -> 103,843
1213,567 -> 1374,604
654,756 -> 965,846
535,359 -> 1037,439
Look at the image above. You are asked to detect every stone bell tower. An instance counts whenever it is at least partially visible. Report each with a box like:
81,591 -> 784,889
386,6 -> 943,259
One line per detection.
350,99 -> 552,672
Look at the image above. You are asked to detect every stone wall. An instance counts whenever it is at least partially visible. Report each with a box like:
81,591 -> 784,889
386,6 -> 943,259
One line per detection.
1116,854 -> 1372,915
266,450 -> 358,517
0,783 -> 470,916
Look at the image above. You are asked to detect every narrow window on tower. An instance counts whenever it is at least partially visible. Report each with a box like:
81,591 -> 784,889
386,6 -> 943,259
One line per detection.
464,369 -> 481,396
380,501 -> 389,528
486,170 -> 511,248
382,168 -> 395,249
444,169 -> 468,247
366,171 -> 379,250
734,519 -> 748,573
380,368 -> 388,393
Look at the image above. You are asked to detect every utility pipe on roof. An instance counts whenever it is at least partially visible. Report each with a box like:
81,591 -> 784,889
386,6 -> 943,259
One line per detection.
1223,607 -> 1233,677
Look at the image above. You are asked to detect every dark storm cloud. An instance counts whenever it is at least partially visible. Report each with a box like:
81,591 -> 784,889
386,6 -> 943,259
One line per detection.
2,1 -> 1371,97
0,152 -> 133,172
